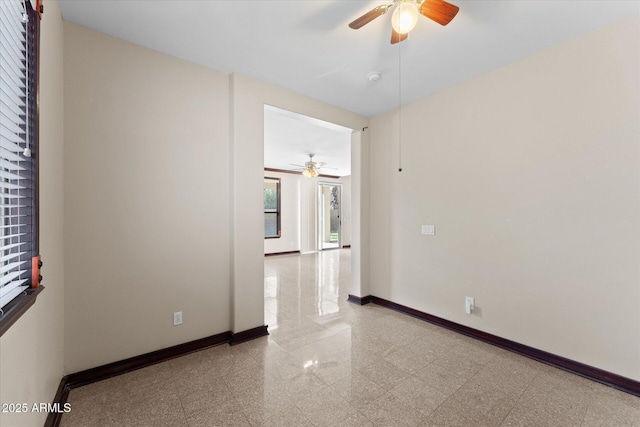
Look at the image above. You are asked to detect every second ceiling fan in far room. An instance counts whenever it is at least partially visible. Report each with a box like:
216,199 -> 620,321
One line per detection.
289,154 -> 334,178
348,0 -> 460,44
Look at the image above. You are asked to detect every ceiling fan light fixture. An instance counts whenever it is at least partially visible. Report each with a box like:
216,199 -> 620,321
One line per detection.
302,167 -> 319,178
391,1 -> 419,35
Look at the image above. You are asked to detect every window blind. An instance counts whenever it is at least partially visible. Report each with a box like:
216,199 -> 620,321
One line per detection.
0,0 -> 37,311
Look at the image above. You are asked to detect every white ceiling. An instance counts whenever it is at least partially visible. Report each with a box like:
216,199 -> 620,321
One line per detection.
58,1 -> 639,118
58,0 -> 639,176
264,106 -> 352,177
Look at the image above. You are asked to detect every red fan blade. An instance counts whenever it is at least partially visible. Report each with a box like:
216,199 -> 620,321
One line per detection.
420,0 -> 459,26
391,29 -> 408,44
349,4 -> 393,29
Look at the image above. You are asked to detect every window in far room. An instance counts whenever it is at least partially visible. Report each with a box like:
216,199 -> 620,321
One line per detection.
264,177 -> 281,239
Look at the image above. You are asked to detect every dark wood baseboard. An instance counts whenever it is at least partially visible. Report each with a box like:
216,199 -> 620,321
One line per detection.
347,294 -> 373,305
230,325 -> 269,345
62,331 -> 232,390
46,327 -> 267,427
265,250 -> 300,257
43,374 -> 70,427
366,295 -> 640,397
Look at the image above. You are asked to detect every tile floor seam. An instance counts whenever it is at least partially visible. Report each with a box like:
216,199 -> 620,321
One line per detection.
422,393 -> 451,421
576,388 -> 596,427
498,372 -> 539,426
174,384 -> 190,427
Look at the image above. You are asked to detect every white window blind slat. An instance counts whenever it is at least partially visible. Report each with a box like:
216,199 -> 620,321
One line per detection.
0,126 -> 25,145
0,169 -> 27,182
0,182 -> 25,191
0,84 -> 27,114
1,242 -> 26,252
0,77 -> 27,106
0,195 -> 25,201
1,270 -> 27,288
0,136 -> 26,153
0,123 -> 25,145
0,161 -> 25,173
0,85 -> 26,112
0,22 -> 26,61
0,44 -> 27,87
0,103 -> 26,129
0,110 -> 27,133
0,261 -> 27,275
0,76 -> 26,108
0,45 -> 26,81
0,3 -> 26,38
0,233 -> 27,241
5,0 -> 26,16
0,127 -> 26,147
0,283 -> 28,308
0,12 -> 27,48
0,279 -> 28,299
0,146 -> 26,163
0,222 -> 26,230
0,42 -> 27,74
0,158 -> 27,172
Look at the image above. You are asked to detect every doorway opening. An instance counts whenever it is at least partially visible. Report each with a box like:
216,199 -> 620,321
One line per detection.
319,183 -> 341,250
263,105 -> 358,331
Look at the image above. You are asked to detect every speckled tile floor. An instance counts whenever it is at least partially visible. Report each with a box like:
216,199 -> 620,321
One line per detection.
61,249 -> 640,426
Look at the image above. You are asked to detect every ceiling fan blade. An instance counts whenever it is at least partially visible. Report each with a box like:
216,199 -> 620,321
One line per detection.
391,29 -> 408,44
349,4 -> 392,29
288,163 -> 306,168
420,0 -> 459,26
315,162 -> 326,168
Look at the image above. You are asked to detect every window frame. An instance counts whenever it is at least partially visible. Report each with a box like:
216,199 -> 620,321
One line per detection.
0,0 -> 43,337
264,177 -> 281,239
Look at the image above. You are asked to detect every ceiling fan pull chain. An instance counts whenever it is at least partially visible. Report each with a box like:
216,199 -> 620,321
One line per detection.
398,41 -> 403,173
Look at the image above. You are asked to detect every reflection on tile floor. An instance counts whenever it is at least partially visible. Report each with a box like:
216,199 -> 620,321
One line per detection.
61,249 -> 640,426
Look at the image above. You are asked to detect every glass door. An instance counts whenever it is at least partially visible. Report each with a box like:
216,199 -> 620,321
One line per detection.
319,183 -> 341,250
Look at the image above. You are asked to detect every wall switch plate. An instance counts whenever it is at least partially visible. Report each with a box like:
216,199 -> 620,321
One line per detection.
173,311 -> 182,326
465,297 -> 475,314
421,225 -> 435,235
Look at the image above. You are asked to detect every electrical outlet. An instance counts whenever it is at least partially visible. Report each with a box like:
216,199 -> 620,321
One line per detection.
173,311 -> 182,326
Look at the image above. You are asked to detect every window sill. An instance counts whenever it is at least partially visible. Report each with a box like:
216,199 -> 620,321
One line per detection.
0,286 -> 45,338
265,236 -> 281,239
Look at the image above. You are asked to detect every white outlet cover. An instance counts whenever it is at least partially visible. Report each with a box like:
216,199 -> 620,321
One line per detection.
465,297 -> 474,314
421,225 -> 435,235
173,311 -> 182,325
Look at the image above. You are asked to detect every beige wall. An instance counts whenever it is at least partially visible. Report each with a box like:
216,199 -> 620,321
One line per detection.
351,130 -> 371,298
0,1 -> 66,425
369,15 -> 640,380
63,23 -> 231,373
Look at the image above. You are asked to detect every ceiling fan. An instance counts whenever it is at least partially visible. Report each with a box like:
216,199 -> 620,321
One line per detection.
289,154 -> 328,178
349,0 -> 460,44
